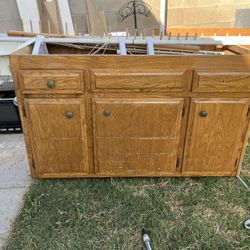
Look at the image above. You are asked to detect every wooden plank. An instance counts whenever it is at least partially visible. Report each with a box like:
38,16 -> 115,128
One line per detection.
225,45 -> 250,54
43,0 -> 62,34
86,0 -> 107,35
158,28 -> 250,36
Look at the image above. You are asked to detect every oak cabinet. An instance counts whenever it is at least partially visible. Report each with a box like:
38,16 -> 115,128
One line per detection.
10,48 -> 250,178
183,99 -> 250,175
25,99 -> 89,176
92,98 -> 184,175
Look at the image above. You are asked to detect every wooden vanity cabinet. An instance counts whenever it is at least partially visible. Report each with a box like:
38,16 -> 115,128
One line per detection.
10,49 -> 250,178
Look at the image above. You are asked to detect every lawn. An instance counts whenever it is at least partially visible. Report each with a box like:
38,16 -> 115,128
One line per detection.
5,146 -> 250,250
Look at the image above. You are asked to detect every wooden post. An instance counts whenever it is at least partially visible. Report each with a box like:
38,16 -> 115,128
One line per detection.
48,21 -> 51,34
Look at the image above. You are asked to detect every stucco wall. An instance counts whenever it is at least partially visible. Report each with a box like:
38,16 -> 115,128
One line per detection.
0,0 -> 22,33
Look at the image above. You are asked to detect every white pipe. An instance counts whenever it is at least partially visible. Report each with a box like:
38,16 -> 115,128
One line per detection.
237,176 -> 250,191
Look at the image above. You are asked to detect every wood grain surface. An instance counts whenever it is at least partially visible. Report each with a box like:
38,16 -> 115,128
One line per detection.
93,98 -> 184,175
25,98 -> 89,175
91,69 -> 191,92
20,70 -> 84,93
183,98 -> 250,175
193,71 -> 250,92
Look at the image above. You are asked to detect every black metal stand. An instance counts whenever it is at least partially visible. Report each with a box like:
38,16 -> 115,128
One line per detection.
117,0 -> 151,30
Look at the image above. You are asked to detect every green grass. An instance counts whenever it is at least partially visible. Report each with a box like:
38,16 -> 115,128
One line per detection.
5,146 -> 250,250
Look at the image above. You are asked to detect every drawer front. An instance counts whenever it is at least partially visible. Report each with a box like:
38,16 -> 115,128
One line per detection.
90,69 -> 191,91
20,70 -> 84,93
193,71 -> 250,92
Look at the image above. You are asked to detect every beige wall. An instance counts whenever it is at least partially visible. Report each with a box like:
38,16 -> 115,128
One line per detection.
68,0 -> 250,34
168,0 -> 250,27
68,0 -> 160,34
0,0 -> 249,35
0,0 -> 22,33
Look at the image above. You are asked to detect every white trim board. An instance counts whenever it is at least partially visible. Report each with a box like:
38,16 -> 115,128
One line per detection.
16,0 -> 41,33
57,0 -> 75,35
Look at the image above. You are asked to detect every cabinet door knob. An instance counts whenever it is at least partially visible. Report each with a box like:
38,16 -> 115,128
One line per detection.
47,81 -> 55,89
200,111 -> 208,117
103,110 -> 111,117
66,112 -> 73,118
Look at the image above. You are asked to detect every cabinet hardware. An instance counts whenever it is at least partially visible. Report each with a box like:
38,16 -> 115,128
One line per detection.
176,158 -> 180,169
22,106 -> 26,118
47,81 -> 55,89
65,111 -> 73,118
234,158 -> 239,167
182,106 -> 185,117
103,110 -> 111,117
32,159 -> 35,169
199,111 -> 208,117
247,105 -> 250,117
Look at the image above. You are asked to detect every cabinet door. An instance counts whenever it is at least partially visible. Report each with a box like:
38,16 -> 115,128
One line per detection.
25,99 -> 89,176
183,98 -> 250,175
93,98 -> 184,175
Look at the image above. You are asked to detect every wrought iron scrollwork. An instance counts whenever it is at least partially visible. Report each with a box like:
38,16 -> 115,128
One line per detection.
117,0 -> 152,29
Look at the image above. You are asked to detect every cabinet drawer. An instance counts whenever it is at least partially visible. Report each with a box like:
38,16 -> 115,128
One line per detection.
90,69 -> 191,91
193,71 -> 250,92
20,70 -> 84,93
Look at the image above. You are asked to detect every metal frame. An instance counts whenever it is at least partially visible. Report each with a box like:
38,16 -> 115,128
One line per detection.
2,35 -> 250,46
2,34 -> 250,56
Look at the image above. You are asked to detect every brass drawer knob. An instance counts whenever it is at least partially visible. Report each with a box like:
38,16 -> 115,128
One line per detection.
103,110 -> 111,117
66,112 -> 73,118
200,111 -> 208,117
47,81 -> 55,89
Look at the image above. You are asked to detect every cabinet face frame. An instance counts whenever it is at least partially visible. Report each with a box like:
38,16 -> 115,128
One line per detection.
25,98 -> 89,177
182,98 -> 250,176
92,98 -> 186,176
